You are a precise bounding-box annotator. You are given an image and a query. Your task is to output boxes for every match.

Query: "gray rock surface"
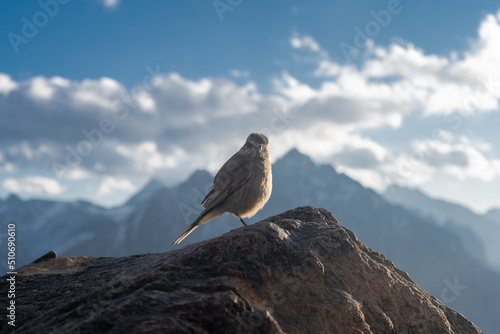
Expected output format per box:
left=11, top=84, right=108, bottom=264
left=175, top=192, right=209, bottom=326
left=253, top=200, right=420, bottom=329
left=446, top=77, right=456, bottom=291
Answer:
left=0, top=207, right=482, bottom=333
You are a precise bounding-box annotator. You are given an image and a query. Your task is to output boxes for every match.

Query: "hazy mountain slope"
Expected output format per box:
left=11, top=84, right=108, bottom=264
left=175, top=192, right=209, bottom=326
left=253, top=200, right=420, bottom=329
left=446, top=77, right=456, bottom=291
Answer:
left=383, top=185, right=500, bottom=273
left=0, top=196, right=116, bottom=273
left=124, top=177, right=165, bottom=207
left=115, top=170, right=247, bottom=256
left=0, top=191, right=141, bottom=272
left=484, top=207, right=500, bottom=225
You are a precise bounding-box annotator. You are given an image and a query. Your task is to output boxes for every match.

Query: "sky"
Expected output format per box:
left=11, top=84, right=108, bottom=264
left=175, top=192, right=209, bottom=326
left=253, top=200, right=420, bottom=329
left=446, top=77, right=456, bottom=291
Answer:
left=1, top=0, right=500, bottom=213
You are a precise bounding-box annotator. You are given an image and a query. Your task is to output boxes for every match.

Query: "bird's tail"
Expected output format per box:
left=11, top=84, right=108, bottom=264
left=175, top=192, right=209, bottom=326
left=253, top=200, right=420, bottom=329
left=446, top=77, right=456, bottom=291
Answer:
left=171, top=210, right=211, bottom=245
left=171, top=221, right=199, bottom=245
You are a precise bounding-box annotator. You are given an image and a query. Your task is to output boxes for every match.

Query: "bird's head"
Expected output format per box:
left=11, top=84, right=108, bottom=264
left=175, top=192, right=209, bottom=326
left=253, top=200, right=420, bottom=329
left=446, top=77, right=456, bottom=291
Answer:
left=246, top=133, right=269, bottom=151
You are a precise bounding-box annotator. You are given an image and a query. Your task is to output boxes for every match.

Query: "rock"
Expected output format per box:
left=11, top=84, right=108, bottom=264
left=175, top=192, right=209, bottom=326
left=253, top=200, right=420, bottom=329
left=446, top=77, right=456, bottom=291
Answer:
left=0, top=207, right=482, bottom=334
left=32, top=250, right=57, bottom=264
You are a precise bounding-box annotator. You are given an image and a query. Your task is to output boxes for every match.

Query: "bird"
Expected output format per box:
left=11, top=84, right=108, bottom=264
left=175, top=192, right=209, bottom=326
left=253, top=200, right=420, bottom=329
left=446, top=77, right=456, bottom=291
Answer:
left=172, top=133, right=272, bottom=245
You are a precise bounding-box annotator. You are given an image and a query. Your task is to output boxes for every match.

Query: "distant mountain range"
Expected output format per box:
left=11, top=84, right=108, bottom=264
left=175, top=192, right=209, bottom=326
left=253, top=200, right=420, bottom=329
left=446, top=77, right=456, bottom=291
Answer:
left=383, top=184, right=500, bottom=273
left=1, top=149, right=499, bottom=333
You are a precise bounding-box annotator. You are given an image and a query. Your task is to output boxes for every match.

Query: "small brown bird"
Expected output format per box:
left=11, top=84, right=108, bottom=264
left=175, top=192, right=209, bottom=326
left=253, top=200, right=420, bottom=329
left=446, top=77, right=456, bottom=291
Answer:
left=172, top=133, right=272, bottom=245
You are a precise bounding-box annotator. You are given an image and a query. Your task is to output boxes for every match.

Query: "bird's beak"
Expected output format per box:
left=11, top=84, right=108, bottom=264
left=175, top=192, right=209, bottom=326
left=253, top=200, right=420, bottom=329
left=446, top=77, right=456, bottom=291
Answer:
left=256, top=144, right=262, bottom=150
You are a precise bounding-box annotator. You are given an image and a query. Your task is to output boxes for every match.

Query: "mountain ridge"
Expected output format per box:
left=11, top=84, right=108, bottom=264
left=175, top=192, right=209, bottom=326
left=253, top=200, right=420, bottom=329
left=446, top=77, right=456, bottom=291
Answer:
left=383, top=184, right=500, bottom=274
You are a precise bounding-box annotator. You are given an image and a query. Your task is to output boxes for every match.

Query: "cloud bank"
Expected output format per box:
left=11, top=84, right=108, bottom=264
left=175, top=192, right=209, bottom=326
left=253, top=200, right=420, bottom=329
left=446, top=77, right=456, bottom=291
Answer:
left=1, top=10, right=500, bottom=208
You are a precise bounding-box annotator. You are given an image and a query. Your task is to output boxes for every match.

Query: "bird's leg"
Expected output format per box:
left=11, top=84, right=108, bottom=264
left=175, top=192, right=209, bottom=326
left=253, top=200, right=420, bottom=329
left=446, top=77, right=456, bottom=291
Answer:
left=237, top=215, right=248, bottom=226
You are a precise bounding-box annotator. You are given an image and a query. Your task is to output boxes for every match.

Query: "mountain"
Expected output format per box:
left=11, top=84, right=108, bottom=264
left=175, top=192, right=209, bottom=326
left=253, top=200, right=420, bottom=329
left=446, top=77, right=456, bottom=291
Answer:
left=0, top=149, right=499, bottom=333
left=383, top=185, right=500, bottom=274
left=124, top=177, right=165, bottom=206
left=0, top=196, right=116, bottom=273
left=0, top=180, right=160, bottom=273
left=1, top=207, right=481, bottom=334
left=484, top=207, right=500, bottom=225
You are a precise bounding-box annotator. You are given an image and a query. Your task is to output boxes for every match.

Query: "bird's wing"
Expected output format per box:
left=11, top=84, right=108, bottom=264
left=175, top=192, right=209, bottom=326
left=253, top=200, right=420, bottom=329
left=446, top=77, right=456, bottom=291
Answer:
left=201, top=152, right=251, bottom=211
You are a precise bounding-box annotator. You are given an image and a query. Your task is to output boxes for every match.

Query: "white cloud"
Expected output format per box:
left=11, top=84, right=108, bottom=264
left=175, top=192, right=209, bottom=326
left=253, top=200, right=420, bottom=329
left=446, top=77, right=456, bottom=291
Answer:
left=290, top=33, right=321, bottom=52
left=0, top=152, right=15, bottom=173
left=50, top=76, right=71, bottom=87
left=0, top=74, right=18, bottom=94
left=71, top=77, right=124, bottom=109
left=5, top=142, right=59, bottom=170
left=115, top=141, right=188, bottom=176
left=410, top=136, right=500, bottom=181
left=65, top=168, right=90, bottom=180
left=457, top=11, right=500, bottom=80
left=381, top=132, right=500, bottom=192
left=230, top=69, right=250, bottom=79
left=290, top=33, right=336, bottom=76
left=275, top=11, right=500, bottom=192
left=102, top=0, right=120, bottom=8
left=97, top=176, right=134, bottom=195
left=273, top=71, right=317, bottom=103
left=289, top=12, right=500, bottom=117
left=273, top=69, right=408, bottom=131
left=0, top=163, right=15, bottom=173
left=134, top=90, right=156, bottom=112
left=314, top=60, right=341, bottom=77
left=2, top=176, right=65, bottom=195
left=29, top=76, right=55, bottom=100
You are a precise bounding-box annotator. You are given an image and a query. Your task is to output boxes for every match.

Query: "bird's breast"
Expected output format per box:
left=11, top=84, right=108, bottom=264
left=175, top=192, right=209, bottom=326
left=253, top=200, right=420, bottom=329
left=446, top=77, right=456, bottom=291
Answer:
left=237, top=158, right=272, bottom=218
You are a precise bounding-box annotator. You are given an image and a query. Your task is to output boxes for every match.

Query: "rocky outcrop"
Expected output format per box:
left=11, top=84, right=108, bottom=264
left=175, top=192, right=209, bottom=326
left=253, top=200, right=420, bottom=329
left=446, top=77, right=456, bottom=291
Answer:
left=1, top=207, right=481, bottom=333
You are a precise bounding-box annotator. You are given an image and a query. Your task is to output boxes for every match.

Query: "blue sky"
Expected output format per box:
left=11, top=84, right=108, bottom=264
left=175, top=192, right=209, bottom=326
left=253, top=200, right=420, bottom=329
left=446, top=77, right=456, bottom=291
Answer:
left=1, top=0, right=500, bottom=213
